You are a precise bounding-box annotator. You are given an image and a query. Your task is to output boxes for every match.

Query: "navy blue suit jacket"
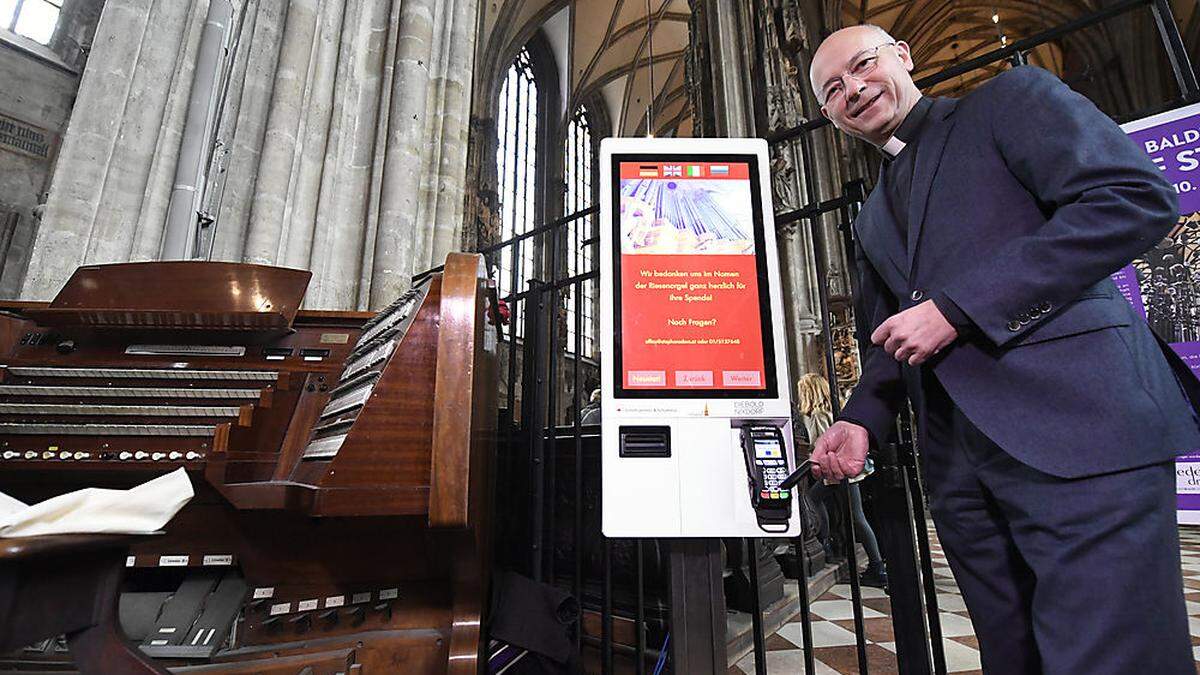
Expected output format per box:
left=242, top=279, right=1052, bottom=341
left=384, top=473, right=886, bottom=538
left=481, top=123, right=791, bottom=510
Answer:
left=839, top=65, right=1200, bottom=478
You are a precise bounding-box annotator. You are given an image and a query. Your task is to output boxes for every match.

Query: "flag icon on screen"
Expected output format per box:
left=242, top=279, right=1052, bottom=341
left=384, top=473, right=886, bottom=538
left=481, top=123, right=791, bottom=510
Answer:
left=639, top=165, right=658, bottom=177
left=663, top=165, right=682, bottom=176
left=686, top=165, right=702, bottom=177
left=710, top=164, right=730, bottom=175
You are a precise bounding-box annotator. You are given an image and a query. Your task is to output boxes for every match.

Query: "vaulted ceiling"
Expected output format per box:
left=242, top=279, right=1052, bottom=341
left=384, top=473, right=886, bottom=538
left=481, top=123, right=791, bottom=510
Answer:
left=476, top=0, right=1198, bottom=139
left=836, top=0, right=1198, bottom=110
left=478, top=0, right=694, bottom=137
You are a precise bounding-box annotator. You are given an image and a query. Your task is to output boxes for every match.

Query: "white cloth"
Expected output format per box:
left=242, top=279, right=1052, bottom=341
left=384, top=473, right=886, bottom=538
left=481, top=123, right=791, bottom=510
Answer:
left=0, top=468, right=193, bottom=537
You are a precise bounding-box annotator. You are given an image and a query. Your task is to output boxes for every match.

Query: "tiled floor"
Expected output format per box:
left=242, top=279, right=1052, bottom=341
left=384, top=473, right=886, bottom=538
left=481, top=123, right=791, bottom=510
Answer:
left=733, top=523, right=1200, bottom=674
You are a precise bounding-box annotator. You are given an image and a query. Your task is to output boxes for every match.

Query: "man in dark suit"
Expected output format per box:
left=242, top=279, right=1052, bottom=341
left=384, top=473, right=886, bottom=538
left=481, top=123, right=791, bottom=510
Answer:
left=807, top=24, right=1200, bottom=673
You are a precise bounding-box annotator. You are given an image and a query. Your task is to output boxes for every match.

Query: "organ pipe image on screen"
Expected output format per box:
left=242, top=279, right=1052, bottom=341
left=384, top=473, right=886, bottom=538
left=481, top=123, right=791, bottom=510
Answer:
left=620, top=179, right=755, bottom=255
left=1134, top=213, right=1200, bottom=343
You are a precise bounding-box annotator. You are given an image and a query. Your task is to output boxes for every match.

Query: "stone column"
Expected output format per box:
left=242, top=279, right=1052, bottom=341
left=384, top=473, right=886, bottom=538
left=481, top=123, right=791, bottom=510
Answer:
left=19, top=0, right=483, bottom=309
left=20, top=0, right=158, bottom=298
left=422, top=0, right=478, bottom=268
left=280, top=0, right=346, bottom=270
left=242, top=0, right=321, bottom=266
left=306, top=0, right=390, bottom=309
left=703, top=0, right=756, bottom=137
left=93, top=0, right=202, bottom=263
left=369, top=0, right=436, bottom=308
left=208, top=0, right=289, bottom=263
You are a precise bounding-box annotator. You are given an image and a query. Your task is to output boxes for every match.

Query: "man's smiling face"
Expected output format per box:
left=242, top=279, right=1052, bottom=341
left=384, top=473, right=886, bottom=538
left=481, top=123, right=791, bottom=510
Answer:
left=810, top=26, right=922, bottom=146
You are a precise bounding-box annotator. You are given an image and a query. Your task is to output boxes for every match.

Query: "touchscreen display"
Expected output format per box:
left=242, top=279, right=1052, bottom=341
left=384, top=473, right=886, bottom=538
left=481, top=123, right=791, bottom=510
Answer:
left=613, top=157, right=775, bottom=397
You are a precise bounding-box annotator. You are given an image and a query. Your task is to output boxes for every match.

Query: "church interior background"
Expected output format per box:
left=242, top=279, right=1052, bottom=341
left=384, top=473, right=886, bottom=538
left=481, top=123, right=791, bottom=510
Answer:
left=0, top=0, right=1197, bottom=673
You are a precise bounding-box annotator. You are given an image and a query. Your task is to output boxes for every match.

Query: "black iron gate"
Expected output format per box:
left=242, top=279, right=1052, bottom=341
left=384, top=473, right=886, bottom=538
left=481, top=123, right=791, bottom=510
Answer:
left=472, top=176, right=942, bottom=675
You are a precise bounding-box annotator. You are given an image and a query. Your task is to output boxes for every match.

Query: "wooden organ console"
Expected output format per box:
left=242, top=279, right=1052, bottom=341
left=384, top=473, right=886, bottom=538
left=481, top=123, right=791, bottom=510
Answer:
left=0, top=253, right=498, bottom=674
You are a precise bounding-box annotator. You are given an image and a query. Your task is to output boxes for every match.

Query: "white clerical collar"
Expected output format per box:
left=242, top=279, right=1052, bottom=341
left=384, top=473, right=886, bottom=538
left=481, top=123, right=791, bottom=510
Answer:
left=880, top=136, right=906, bottom=158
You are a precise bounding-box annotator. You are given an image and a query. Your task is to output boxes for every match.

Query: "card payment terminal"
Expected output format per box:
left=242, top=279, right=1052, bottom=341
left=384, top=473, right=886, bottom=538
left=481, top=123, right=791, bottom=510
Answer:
left=741, top=425, right=792, bottom=531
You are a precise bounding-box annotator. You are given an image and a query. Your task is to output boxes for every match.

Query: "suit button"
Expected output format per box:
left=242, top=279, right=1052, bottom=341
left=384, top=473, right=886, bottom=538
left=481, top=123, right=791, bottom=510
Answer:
left=1007, top=320, right=1021, bottom=332
left=1017, top=312, right=1030, bottom=322
left=1039, top=301, right=1052, bottom=312
left=911, top=289, right=924, bottom=301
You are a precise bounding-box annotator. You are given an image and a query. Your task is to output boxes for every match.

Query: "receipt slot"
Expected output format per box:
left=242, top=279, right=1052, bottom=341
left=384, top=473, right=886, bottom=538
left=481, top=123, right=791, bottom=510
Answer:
left=599, top=138, right=800, bottom=537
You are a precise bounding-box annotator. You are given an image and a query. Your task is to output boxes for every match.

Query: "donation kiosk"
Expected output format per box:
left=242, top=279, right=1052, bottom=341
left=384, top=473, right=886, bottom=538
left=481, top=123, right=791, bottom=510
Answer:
left=599, top=138, right=801, bottom=537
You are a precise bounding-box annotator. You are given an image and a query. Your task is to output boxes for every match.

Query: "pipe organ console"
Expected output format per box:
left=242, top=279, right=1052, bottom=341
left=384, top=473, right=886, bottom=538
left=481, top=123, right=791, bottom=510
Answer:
left=0, top=253, right=497, bottom=674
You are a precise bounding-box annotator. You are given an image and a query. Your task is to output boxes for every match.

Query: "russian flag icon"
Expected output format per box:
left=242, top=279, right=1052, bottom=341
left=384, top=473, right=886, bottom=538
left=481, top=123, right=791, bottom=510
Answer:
left=710, top=164, right=730, bottom=175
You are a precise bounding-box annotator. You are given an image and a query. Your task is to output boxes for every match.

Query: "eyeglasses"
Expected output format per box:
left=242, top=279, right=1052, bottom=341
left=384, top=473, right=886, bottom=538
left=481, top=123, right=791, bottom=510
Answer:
left=819, top=42, right=896, bottom=106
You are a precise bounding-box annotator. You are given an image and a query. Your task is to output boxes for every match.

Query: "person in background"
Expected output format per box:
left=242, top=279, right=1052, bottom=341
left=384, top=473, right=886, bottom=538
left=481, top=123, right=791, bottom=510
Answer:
left=580, top=388, right=601, bottom=425
left=796, top=373, right=887, bottom=588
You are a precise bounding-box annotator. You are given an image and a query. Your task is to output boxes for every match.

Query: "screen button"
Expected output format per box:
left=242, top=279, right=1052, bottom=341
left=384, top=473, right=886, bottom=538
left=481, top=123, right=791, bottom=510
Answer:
left=628, top=371, right=667, bottom=387
left=722, top=370, right=762, bottom=387
left=675, top=371, right=714, bottom=387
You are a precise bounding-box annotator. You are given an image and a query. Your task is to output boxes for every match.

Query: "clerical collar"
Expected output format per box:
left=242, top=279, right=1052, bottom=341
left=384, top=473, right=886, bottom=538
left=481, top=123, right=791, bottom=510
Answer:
left=879, top=96, right=933, bottom=159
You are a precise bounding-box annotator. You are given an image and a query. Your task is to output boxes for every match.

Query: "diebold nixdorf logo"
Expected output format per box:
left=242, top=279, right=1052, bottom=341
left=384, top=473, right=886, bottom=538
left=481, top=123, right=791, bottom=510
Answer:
left=733, top=401, right=764, bottom=415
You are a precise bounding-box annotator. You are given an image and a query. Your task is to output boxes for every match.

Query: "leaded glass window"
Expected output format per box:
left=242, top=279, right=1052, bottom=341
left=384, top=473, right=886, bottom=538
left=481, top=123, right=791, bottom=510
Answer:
left=495, top=48, right=539, bottom=338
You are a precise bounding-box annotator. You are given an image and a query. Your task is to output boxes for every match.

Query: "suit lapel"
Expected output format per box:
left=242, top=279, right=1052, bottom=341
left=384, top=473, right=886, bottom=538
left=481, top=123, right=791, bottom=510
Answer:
left=906, top=97, right=958, bottom=277
left=853, top=167, right=888, bottom=262
left=853, top=167, right=907, bottom=287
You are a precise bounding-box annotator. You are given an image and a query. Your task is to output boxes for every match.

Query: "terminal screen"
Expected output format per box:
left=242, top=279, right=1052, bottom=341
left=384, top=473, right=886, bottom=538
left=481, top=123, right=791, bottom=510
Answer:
left=612, top=155, right=777, bottom=398
left=755, top=438, right=783, bottom=459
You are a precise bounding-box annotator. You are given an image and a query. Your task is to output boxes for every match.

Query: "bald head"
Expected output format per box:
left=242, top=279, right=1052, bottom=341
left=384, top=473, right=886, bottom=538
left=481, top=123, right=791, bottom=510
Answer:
left=810, top=25, right=923, bottom=146
left=809, top=25, right=895, bottom=91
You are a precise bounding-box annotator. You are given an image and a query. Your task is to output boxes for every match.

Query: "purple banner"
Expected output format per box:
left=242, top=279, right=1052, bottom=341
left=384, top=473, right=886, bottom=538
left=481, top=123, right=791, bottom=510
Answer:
left=1120, top=104, right=1200, bottom=523
left=1125, top=111, right=1200, bottom=215
left=1110, top=264, right=1146, bottom=318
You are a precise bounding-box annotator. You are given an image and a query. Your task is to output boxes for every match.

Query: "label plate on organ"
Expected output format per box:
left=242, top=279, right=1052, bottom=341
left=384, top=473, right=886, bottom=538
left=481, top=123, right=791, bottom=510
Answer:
left=126, top=345, right=247, bottom=357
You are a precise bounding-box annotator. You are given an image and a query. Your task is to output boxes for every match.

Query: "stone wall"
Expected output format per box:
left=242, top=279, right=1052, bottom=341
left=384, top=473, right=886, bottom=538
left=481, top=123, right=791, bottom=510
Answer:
left=19, top=0, right=482, bottom=309
left=0, top=0, right=105, bottom=298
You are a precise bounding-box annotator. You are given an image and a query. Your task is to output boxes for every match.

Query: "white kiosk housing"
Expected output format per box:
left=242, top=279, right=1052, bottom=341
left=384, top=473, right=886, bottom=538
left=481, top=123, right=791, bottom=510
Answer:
left=599, top=138, right=800, bottom=538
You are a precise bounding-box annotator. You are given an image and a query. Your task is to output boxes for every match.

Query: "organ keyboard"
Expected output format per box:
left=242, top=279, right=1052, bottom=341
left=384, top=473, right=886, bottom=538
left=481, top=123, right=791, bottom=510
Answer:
left=0, top=254, right=498, bottom=674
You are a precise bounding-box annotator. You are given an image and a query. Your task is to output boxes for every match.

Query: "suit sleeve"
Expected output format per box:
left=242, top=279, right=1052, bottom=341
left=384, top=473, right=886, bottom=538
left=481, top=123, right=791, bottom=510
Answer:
left=939, top=66, right=1179, bottom=347
left=838, top=241, right=906, bottom=446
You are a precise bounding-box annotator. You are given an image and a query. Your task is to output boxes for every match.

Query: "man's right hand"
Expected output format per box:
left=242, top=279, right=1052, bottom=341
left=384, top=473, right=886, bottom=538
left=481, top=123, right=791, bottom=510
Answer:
left=811, top=421, right=870, bottom=481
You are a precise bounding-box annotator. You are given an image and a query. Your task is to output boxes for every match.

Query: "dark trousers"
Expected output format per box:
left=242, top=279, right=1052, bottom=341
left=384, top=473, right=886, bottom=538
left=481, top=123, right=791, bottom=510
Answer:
left=921, top=375, right=1193, bottom=674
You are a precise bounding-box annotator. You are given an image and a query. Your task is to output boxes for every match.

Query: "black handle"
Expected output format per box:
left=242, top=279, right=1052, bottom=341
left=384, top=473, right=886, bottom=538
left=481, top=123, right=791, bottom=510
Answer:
left=778, top=459, right=813, bottom=491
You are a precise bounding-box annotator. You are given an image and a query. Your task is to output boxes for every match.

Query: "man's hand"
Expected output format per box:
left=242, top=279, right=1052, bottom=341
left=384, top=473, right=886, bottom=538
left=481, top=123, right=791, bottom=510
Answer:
left=811, top=421, right=870, bottom=482
left=871, top=300, right=958, bottom=365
